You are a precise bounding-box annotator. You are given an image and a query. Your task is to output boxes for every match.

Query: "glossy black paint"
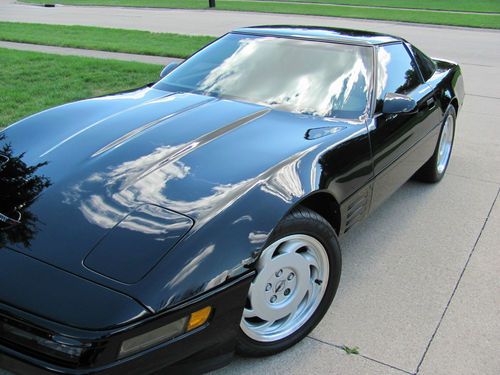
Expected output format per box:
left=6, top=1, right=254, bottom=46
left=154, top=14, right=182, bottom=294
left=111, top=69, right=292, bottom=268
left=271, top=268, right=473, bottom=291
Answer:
left=0, top=26, right=464, bottom=373
left=0, top=272, right=253, bottom=374
left=369, top=42, right=444, bottom=209
left=85, top=205, right=194, bottom=284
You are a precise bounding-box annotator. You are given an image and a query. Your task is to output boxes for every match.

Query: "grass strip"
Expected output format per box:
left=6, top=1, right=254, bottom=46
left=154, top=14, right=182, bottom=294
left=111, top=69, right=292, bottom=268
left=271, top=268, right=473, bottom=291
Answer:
left=262, top=0, right=500, bottom=14
left=0, top=22, right=215, bottom=59
left=0, top=48, right=160, bottom=128
left=21, top=0, right=500, bottom=29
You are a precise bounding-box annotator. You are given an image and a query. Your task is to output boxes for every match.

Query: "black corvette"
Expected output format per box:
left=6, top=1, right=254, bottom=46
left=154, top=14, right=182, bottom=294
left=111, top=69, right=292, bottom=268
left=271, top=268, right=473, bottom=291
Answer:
left=0, top=26, right=464, bottom=374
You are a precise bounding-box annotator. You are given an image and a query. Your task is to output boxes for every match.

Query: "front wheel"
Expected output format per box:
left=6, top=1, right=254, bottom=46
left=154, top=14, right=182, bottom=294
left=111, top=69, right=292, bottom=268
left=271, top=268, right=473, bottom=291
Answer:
left=237, top=207, right=341, bottom=356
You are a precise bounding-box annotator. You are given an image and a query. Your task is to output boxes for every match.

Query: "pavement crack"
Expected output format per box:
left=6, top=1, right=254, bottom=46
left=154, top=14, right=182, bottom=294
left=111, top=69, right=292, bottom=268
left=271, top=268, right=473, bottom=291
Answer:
left=465, top=93, right=500, bottom=100
left=306, top=336, right=414, bottom=374
left=446, top=172, right=500, bottom=185
left=414, top=186, right=500, bottom=374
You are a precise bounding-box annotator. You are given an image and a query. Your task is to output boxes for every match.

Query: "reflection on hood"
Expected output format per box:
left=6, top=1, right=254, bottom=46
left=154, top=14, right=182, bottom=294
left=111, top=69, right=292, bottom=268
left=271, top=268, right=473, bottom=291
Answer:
left=0, top=134, right=51, bottom=248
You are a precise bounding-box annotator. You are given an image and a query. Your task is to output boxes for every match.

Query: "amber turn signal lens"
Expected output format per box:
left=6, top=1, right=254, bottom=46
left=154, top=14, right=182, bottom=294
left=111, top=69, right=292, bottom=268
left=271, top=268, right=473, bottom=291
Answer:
left=187, top=306, right=212, bottom=331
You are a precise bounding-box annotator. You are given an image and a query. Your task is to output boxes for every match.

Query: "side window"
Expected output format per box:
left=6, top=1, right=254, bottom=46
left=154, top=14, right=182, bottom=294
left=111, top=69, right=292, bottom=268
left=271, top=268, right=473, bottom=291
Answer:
left=376, top=43, right=422, bottom=107
left=409, top=44, right=436, bottom=81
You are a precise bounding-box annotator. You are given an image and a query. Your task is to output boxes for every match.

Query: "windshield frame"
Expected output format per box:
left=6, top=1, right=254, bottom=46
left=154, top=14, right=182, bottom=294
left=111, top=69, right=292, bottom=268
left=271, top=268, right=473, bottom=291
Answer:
left=154, top=32, right=376, bottom=121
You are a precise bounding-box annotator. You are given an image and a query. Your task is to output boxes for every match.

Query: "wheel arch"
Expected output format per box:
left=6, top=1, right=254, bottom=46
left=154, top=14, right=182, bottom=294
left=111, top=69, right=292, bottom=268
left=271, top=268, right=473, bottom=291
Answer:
left=291, top=191, right=342, bottom=235
left=436, top=60, right=464, bottom=115
left=450, top=97, right=459, bottom=113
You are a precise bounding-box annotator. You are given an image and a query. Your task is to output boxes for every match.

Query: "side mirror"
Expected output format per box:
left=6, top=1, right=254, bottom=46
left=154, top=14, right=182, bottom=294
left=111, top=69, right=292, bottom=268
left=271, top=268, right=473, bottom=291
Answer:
left=382, top=93, right=417, bottom=114
left=160, top=62, right=179, bottom=79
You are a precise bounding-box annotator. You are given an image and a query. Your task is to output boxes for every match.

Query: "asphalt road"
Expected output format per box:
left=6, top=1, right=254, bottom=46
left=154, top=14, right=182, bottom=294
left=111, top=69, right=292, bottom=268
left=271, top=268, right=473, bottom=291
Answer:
left=1, top=1, right=499, bottom=374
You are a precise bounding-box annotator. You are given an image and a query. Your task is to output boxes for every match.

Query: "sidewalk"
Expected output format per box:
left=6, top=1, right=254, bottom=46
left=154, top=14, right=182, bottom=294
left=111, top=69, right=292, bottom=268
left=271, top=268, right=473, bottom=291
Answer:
left=0, top=40, right=178, bottom=64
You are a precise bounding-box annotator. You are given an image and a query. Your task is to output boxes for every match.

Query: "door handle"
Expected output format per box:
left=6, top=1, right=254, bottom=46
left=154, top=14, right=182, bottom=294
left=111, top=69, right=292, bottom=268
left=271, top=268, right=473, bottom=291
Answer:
left=426, top=97, right=436, bottom=108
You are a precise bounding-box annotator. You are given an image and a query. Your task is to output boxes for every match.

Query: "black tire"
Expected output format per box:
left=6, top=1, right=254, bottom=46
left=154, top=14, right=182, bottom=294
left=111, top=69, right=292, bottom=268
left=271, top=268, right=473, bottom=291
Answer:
left=236, top=206, right=341, bottom=357
left=414, top=105, right=456, bottom=183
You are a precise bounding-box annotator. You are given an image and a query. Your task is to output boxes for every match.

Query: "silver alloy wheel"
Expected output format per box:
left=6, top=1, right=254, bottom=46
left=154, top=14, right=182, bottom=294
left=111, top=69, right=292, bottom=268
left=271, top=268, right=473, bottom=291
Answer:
left=437, top=113, right=454, bottom=174
left=240, top=234, right=329, bottom=342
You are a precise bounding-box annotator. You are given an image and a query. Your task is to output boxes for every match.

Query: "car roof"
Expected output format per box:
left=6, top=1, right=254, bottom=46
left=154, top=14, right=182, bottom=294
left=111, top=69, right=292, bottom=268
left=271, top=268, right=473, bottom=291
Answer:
left=233, top=25, right=403, bottom=46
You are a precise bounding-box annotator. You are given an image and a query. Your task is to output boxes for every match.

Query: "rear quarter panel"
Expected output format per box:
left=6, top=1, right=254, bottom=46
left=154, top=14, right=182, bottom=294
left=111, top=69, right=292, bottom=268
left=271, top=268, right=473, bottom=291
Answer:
left=429, top=59, right=465, bottom=113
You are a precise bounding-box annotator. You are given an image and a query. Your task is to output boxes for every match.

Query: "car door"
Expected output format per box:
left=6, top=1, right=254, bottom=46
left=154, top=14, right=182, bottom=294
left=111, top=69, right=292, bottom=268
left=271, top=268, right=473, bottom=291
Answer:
left=369, top=42, right=440, bottom=211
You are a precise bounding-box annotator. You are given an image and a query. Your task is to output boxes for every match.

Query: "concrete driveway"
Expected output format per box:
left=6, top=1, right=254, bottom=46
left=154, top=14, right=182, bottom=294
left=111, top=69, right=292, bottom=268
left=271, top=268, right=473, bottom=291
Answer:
left=1, top=2, right=499, bottom=374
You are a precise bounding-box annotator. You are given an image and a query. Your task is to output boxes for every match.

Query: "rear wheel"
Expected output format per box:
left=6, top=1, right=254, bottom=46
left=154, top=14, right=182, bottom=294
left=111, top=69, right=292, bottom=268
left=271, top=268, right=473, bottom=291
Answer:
left=237, top=207, right=341, bottom=356
left=414, top=105, right=456, bottom=183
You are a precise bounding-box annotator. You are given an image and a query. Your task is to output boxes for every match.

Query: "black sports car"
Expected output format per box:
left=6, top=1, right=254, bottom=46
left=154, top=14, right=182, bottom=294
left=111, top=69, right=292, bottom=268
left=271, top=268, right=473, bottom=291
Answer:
left=0, top=26, right=464, bottom=374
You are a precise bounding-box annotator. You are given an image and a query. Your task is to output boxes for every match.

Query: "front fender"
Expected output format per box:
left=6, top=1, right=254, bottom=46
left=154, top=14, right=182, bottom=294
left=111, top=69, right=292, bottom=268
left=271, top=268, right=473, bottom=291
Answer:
left=135, top=121, right=372, bottom=312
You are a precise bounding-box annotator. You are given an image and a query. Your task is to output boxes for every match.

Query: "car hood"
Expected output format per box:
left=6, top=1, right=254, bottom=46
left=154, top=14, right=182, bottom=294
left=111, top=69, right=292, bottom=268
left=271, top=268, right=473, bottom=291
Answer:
left=1, top=87, right=353, bottom=311
left=0, top=249, right=148, bottom=330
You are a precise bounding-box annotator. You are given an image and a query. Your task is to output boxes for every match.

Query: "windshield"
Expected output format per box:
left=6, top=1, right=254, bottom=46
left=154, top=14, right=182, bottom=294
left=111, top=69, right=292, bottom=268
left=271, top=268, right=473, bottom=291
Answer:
left=154, top=33, right=373, bottom=119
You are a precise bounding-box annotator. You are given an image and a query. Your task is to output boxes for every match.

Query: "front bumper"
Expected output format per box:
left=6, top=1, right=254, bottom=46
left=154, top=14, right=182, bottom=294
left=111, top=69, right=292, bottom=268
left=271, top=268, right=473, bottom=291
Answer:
left=0, top=272, right=253, bottom=375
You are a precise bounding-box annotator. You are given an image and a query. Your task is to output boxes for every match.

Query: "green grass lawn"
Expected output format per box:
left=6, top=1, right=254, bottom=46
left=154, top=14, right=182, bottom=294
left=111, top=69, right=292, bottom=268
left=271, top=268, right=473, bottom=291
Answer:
left=0, top=22, right=215, bottom=58
left=0, top=48, right=160, bottom=128
left=273, top=0, right=500, bottom=14
left=21, top=0, right=500, bottom=29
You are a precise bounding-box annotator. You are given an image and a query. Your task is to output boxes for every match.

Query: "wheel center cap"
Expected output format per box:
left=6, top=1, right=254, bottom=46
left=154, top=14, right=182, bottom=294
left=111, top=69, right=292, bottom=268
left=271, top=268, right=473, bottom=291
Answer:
left=275, top=280, right=286, bottom=293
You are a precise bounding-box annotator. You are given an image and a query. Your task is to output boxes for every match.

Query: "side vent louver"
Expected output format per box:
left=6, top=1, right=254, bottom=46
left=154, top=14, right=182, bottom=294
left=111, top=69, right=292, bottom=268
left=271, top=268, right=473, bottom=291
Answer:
left=344, top=190, right=370, bottom=233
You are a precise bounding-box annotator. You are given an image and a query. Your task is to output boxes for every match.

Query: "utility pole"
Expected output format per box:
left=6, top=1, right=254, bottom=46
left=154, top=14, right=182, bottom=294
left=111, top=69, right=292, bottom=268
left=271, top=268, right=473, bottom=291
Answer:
left=209, top=0, right=216, bottom=8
